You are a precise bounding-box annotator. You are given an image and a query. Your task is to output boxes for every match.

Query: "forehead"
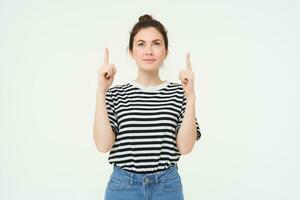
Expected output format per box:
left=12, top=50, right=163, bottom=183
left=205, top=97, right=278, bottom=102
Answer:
left=134, top=27, right=164, bottom=42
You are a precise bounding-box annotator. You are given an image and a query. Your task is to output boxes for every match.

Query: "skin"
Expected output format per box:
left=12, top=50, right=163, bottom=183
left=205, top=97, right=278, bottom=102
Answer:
left=129, top=27, right=168, bottom=86
left=95, top=26, right=198, bottom=154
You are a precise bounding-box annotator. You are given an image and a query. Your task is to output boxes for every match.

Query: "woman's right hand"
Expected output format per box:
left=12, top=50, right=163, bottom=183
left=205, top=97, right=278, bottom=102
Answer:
left=97, top=48, right=117, bottom=93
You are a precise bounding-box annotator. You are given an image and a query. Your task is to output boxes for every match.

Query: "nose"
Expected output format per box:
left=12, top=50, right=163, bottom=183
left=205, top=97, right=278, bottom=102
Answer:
left=145, top=46, right=153, bottom=55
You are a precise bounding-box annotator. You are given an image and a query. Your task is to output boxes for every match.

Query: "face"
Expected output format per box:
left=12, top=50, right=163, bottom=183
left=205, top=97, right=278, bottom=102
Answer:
left=130, top=27, right=168, bottom=73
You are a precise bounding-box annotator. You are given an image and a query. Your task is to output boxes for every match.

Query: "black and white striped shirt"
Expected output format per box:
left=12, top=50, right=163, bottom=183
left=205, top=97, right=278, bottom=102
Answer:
left=105, top=80, right=201, bottom=173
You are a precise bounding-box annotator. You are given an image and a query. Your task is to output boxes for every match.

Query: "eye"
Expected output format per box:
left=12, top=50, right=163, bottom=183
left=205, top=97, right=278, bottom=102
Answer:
left=153, top=42, right=161, bottom=46
left=137, top=43, right=144, bottom=47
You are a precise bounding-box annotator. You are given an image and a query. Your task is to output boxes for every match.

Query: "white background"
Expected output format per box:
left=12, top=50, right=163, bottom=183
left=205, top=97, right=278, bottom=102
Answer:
left=1, top=0, right=299, bottom=199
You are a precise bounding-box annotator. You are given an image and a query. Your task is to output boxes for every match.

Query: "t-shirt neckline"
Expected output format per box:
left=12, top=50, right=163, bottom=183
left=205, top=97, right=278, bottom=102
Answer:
left=129, top=80, right=171, bottom=92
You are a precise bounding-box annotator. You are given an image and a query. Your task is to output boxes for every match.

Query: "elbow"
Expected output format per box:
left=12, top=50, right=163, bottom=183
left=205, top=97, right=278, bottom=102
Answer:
left=96, top=146, right=111, bottom=153
left=179, top=148, right=193, bottom=155
left=177, top=145, right=194, bottom=155
left=176, top=138, right=196, bottom=155
left=94, top=139, right=112, bottom=153
left=93, top=130, right=113, bottom=153
left=94, top=140, right=112, bottom=153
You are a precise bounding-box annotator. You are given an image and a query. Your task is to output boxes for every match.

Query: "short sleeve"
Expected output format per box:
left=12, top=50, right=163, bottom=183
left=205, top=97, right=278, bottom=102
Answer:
left=105, top=88, right=119, bottom=135
left=175, top=94, right=201, bottom=141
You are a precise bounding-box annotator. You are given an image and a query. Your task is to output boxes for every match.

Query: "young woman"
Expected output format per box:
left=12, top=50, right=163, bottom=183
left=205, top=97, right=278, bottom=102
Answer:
left=93, top=14, right=201, bottom=200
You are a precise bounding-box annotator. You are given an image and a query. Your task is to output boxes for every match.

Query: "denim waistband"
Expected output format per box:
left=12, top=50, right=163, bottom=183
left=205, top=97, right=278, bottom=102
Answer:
left=111, top=164, right=178, bottom=185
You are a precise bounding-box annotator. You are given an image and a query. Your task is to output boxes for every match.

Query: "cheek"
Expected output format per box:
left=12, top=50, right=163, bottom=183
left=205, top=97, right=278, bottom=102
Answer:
left=138, top=50, right=145, bottom=56
left=132, top=50, right=143, bottom=59
left=157, top=50, right=167, bottom=59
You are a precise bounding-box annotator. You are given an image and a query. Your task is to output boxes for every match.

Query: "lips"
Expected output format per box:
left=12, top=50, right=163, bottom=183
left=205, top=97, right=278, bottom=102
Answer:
left=142, top=59, right=156, bottom=63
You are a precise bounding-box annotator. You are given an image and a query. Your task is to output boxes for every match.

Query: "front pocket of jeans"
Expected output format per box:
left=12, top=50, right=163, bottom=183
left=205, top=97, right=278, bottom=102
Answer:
left=107, top=176, right=133, bottom=191
left=107, top=177, right=123, bottom=190
left=159, top=176, right=182, bottom=192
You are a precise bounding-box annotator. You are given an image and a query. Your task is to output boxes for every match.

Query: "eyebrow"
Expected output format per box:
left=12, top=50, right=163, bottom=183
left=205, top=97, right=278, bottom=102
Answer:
left=135, top=39, right=162, bottom=43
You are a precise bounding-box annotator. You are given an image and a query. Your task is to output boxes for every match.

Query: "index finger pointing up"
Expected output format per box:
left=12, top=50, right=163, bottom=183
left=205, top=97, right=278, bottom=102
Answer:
left=186, top=52, right=192, bottom=70
left=104, top=48, right=109, bottom=64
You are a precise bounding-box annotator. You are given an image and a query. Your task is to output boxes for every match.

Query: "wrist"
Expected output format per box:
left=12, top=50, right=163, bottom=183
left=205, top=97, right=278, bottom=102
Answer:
left=186, top=93, right=196, bottom=100
left=96, top=88, right=107, bottom=96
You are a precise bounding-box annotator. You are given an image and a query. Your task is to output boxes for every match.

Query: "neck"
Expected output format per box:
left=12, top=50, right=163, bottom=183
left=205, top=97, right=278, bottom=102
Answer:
left=135, top=70, right=164, bottom=87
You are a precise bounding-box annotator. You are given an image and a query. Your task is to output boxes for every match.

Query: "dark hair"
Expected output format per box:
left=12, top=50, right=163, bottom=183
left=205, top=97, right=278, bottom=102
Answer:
left=128, top=14, right=168, bottom=53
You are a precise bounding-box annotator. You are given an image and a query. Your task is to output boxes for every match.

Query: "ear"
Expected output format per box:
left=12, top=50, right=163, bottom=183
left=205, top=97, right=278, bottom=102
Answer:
left=129, top=49, right=134, bottom=59
left=164, top=49, right=168, bottom=59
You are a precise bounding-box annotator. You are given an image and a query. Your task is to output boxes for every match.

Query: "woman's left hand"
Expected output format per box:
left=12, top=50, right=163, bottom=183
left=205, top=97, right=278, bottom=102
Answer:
left=178, top=53, right=195, bottom=98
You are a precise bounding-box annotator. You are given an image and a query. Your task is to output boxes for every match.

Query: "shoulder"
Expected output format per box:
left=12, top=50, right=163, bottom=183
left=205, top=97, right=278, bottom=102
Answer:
left=168, top=81, right=184, bottom=93
left=106, top=82, right=136, bottom=99
left=169, top=81, right=182, bottom=88
left=107, top=82, right=131, bottom=93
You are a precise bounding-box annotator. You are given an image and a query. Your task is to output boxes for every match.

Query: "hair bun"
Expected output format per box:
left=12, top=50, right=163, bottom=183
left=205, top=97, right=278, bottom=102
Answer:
left=139, top=14, right=153, bottom=22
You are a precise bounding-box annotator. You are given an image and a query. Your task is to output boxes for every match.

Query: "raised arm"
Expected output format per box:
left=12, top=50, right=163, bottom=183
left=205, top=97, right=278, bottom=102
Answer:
left=93, top=48, right=117, bottom=153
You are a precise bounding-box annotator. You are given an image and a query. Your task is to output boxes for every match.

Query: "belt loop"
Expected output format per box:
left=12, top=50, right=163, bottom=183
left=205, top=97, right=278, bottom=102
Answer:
left=155, top=173, right=159, bottom=184
left=130, top=173, right=134, bottom=185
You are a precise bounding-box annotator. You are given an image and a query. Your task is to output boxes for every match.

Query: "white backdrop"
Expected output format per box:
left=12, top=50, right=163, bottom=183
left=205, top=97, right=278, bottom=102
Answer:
left=1, top=0, right=299, bottom=199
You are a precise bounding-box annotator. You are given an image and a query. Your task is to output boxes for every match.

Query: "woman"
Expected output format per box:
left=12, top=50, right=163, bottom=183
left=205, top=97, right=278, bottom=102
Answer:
left=93, top=14, right=201, bottom=200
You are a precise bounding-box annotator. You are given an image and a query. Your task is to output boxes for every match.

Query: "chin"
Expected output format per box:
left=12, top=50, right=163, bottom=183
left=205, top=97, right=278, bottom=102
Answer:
left=142, top=67, right=160, bottom=72
left=138, top=64, right=160, bottom=72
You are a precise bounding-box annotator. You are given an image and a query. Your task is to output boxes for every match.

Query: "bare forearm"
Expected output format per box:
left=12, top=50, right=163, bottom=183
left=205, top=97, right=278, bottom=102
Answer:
left=93, top=89, right=115, bottom=153
left=176, top=94, right=197, bottom=154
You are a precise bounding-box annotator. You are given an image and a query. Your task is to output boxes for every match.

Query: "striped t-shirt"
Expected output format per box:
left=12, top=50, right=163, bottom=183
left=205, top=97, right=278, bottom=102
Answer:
left=105, top=80, right=201, bottom=173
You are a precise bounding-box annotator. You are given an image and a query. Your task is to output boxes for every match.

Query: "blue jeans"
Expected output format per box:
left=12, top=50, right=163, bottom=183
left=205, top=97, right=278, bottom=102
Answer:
left=104, top=164, right=184, bottom=200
